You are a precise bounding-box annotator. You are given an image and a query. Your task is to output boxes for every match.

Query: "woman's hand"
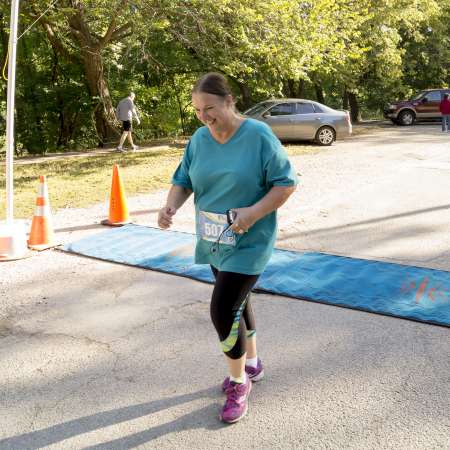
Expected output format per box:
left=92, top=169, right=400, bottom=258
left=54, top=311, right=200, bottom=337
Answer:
left=229, top=207, right=258, bottom=234
left=158, top=206, right=177, bottom=229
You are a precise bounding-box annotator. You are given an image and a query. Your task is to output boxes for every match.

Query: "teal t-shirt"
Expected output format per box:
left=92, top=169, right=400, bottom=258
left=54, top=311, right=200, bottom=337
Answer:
left=172, top=118, right=298, bottom=275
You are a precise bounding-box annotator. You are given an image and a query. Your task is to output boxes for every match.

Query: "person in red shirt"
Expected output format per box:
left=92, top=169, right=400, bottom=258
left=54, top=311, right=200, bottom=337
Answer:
left=439, top=93, right=450, bottom=132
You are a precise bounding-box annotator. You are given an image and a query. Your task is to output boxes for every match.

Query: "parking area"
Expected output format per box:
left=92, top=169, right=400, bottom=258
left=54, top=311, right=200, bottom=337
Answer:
left=0, top=123, right=449, bottom=449
left=278, top=122, right=450, bottom=270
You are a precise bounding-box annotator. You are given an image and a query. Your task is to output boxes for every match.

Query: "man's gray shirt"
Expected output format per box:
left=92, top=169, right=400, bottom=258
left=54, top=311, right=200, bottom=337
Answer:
left=116, top=97, right=139, bottom=121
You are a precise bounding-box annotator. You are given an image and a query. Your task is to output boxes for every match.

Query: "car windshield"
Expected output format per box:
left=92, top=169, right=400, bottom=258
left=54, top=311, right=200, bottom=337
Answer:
left=243, top=102, right=273, bottom=116
left=410, top=91, right=427, bottom=101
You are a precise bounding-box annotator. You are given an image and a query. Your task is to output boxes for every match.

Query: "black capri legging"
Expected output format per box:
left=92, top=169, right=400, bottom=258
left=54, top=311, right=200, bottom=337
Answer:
left=210, top=266, right=259, bottom=359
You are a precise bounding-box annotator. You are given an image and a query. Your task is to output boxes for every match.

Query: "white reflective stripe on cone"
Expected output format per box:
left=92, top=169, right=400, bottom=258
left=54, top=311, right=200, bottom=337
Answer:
left=34, top=205, right=51, bottom=217
left=38, top=183, right=49, bottom=197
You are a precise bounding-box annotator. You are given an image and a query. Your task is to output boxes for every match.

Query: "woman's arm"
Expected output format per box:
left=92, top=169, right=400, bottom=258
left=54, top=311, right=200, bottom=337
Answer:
left=158, top=184, right=193, bottom=229
left=231, top=185, right=296, bottom=233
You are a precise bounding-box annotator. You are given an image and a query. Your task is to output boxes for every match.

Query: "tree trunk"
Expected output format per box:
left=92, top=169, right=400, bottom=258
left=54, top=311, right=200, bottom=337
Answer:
left=19, top=37, right=45, bottom=154
left=348, top=92, right=362, bottom=123
left=236, top=81, right=252, bottom=110
left=171, top=76, right=187, bottom=135
left=57, top=94, right=80, bottom=148
left=298, top=79, right=305, bottom=98
left=82, top=50, right=119, bottom=146
left=314, top=83, right=325, bottom=104
left=52, top=49, right=75, bottom=149
left=284, top=79, right=296, bottom=97
left=283, top=79, right=306, bottom=98
left=343, top=89, right=349, bottom=110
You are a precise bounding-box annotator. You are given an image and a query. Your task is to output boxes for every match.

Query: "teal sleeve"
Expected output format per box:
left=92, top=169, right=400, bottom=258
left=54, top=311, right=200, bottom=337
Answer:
left=171, top=140, right=193, bottom=190
left=262, top=133, right=298, bottom=188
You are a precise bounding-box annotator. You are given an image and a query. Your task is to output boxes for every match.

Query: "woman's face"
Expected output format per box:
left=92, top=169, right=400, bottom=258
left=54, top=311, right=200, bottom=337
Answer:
left=192, top=92, right=234, bottom=132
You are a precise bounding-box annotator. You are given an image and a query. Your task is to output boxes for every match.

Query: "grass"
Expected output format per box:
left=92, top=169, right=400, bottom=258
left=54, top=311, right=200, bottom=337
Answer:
left=0, top=143, right=312, bottom=219
left=0, top=136, right=359, bottom=220
left=0, top=146, right=184, bottom=219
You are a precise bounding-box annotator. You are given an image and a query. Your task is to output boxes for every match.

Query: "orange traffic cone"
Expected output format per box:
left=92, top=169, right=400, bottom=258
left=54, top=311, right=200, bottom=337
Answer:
left=28, top=175, right=57, bottom=250
left=101, top=164, right=131, bottom=226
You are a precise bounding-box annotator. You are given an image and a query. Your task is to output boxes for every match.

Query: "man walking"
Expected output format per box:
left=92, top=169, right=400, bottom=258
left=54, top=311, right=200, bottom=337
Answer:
left=116, top=92, right=140, bottom=151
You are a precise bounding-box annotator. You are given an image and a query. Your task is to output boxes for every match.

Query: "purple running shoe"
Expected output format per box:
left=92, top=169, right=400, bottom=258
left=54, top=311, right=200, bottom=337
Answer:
left=222, top=358, right=264, bottom=392
left=220, top=376, right=252, bottom=423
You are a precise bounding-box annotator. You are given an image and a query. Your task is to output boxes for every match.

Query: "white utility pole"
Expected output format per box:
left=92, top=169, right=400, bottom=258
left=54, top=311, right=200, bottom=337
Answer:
left=0, top=0, right=28, bottom=261
left=5, top=0, right=20, bottom=224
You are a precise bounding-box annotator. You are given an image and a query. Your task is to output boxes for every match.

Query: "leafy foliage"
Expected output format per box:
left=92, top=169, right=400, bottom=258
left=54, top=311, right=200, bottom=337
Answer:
left=0, top=0, right=449, bottom=154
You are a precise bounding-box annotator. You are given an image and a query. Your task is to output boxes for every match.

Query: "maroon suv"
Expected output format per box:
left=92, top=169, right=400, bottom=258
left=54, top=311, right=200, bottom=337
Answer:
left=384, top=88, right=450, bottom=126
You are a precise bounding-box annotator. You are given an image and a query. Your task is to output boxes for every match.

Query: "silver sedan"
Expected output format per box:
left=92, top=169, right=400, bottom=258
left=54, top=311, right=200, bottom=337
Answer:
left=243, top=99, right=352, bottom=145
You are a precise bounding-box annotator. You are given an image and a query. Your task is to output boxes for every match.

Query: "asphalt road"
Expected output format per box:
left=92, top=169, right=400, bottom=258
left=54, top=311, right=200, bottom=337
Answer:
left=1, top=123, right=449, bottom=449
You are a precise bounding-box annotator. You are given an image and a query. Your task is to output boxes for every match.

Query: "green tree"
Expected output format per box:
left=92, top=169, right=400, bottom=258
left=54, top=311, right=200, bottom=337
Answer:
left=24, top=0, right=136, bottom=145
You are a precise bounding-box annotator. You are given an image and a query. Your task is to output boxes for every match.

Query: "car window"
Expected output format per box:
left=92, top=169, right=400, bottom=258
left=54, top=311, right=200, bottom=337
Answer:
left=295, top=103, right=315, bottom=114
left=312, top=103, right=324, bottom=113
left=268, top=103, right=295, bottom=116
left=423, top=91, right=442, bottom=102
left=244, top=102, right=272, bottom=116
left=411, top=91, right=427, bottom=101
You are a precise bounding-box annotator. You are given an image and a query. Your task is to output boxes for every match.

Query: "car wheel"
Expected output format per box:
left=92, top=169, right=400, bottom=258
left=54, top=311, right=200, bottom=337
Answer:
left=315, top=126, right=336, bottom=146
left=398, top=110, right=415, bottom=126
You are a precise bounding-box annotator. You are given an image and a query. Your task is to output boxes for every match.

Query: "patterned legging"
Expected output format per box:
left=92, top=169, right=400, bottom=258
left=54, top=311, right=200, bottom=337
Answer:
left=210, top=266, right=259, bottom=359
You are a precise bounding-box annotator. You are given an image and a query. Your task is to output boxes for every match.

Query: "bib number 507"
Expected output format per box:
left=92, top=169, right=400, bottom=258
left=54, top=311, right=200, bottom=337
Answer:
left=204, top=222, right=224, bottom=238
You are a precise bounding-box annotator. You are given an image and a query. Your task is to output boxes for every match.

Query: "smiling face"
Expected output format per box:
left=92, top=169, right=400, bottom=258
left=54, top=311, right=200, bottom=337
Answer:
left=192, top=92, right=235, bottom=133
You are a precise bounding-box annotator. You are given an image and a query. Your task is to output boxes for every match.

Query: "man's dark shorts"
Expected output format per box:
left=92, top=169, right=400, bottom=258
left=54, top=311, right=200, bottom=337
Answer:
left=122, top=120, right=132, bottom=132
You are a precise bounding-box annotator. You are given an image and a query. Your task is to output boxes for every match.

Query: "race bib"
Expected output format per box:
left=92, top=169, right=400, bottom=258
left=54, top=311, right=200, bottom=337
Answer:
left=198, top=211, right=236, bottom=246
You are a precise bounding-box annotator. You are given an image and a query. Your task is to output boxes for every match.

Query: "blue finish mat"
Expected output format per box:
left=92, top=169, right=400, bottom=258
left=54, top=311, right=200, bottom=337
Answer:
left=63, top=224, right=450, bottom=327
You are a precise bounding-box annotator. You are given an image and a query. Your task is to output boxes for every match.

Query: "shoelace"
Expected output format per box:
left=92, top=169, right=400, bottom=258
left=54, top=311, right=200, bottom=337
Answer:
left=224, top=383, right=246, bottom=405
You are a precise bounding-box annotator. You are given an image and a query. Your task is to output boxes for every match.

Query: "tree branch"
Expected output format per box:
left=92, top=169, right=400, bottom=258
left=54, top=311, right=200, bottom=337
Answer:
left=40, top=19, right=79, bottom=63
left=109, top=23, right=133, bottom=43
left=23, top=3, right=79, bottom=63
left=99, top=0, right=129, bottom=49
left=68, top=4, right=93, bottom=48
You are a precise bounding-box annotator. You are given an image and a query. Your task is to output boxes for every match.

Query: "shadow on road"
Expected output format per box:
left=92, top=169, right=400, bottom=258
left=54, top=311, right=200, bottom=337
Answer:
left=0, top=388, right=225, bottom=450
